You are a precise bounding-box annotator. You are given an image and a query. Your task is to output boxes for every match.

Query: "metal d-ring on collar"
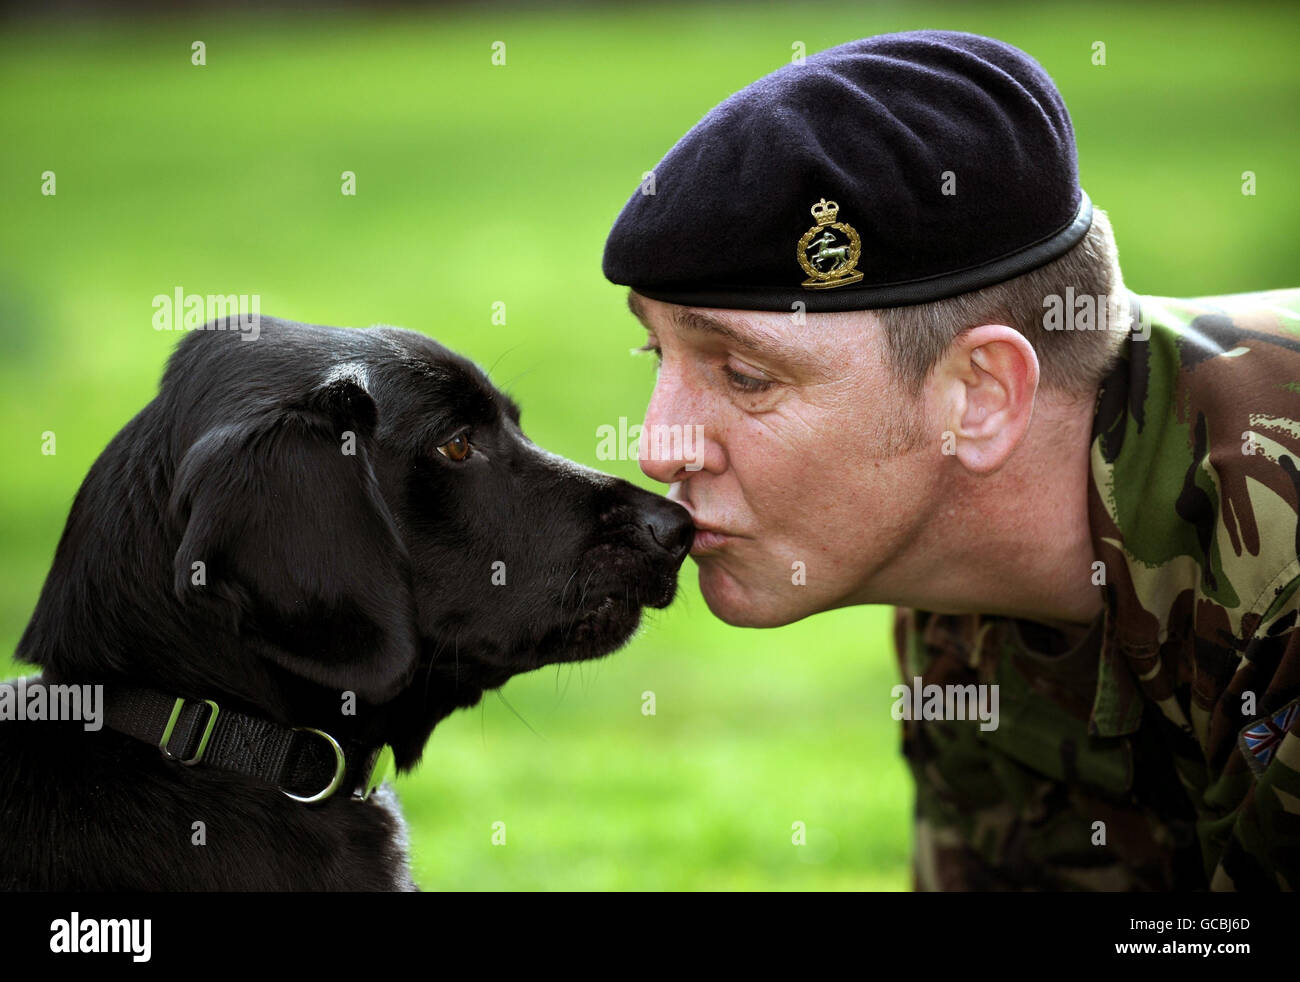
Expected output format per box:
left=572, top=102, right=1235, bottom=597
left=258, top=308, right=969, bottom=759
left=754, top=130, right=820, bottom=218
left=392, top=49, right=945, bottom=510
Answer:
left=285, top=726, right=347, bottom=804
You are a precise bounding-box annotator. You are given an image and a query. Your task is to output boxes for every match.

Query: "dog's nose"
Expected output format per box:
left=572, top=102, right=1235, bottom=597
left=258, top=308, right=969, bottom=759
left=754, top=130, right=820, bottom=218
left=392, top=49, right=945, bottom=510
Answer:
left=639, top=495, right=694, bottom=565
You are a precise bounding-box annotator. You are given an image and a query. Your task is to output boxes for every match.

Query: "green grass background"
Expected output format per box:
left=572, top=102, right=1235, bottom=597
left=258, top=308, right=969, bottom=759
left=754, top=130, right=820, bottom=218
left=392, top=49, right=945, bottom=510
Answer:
left=1, top=2, right=1296, bottom=890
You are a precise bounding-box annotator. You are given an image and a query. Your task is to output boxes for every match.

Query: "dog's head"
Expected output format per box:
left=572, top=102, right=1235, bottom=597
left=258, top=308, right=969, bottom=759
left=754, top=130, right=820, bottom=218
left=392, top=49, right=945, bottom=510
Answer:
left=20, top=317, right=691, bottom=767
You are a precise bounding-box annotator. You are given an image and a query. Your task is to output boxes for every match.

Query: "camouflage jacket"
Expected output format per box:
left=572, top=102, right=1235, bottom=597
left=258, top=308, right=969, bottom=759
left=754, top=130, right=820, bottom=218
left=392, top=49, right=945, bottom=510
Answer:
left=894, top=288, right=1300, bottom=891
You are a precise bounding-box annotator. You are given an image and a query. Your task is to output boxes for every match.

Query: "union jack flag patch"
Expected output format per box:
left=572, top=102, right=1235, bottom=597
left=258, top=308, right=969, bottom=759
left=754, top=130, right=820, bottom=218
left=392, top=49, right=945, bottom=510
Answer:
left=1238, top=697, right=1300, bottom=777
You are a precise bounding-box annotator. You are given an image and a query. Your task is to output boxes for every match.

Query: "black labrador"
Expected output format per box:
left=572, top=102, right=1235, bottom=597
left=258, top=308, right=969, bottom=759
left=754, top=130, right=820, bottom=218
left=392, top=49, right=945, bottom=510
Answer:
left=0, top=316, right=691, bottom=890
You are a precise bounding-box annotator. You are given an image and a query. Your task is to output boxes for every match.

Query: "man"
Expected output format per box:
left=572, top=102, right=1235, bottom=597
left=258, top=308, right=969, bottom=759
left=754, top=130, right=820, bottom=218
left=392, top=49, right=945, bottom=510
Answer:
left=602, top=31, right=1300, bottom=890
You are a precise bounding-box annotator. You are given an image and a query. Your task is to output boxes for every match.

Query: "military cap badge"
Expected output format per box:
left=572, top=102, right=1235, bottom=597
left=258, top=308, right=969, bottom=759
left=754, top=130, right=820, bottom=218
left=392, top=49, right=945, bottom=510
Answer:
left=797, top=198, right=864, bottom=290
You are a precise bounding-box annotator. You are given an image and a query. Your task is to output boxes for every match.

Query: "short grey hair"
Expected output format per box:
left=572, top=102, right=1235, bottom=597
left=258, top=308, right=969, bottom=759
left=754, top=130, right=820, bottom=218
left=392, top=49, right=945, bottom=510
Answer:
left=874, top=208, right=1128, bottom=396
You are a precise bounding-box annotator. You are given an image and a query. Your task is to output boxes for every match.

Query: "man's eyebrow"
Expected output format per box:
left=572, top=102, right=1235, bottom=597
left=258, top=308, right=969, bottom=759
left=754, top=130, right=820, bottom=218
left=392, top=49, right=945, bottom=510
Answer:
left=671, top=307, right=810, bottom=367
left=626, top=290, right=816, bottom=369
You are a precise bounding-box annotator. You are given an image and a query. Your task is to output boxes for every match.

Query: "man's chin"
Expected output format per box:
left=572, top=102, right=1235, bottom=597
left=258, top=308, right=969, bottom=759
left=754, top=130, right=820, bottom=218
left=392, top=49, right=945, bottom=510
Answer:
left=695, top=561, right=809, bottom=629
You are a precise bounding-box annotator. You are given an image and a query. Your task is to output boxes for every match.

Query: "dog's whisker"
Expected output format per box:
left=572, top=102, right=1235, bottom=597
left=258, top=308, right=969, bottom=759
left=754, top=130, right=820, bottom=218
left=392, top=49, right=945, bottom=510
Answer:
left=576, top=568, right=598, bottom=610
left=485, top=343, right=524, bottom=380
left=422, top=631, right=455, bottom=705
left=559, top=565, right=581, bottom=607
left=495, top=689, right=545, bottom=741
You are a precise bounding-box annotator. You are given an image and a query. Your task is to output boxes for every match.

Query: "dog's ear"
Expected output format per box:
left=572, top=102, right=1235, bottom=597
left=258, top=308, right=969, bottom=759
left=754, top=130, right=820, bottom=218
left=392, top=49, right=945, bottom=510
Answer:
left=169, top=371, right=418, bottom=703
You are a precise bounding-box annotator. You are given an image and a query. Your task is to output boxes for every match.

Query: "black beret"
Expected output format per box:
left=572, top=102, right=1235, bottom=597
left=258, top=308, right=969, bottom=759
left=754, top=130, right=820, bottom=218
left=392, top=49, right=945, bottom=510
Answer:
left=603, top=31, right=1092, bottom=312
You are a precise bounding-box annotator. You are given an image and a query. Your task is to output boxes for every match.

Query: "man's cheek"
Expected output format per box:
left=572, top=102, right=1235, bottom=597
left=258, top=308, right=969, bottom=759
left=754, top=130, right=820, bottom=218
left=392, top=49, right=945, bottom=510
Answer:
left=753, top=401, right=826, bottom=452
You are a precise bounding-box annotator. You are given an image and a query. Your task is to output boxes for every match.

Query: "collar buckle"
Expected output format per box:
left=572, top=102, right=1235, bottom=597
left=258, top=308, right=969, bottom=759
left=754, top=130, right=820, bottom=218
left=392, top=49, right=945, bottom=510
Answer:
left=158, top=697, right=220, bottom=765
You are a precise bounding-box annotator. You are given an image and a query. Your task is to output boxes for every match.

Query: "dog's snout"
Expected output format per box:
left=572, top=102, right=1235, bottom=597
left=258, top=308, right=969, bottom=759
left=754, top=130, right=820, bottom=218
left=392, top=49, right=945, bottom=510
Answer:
left=640, top=497, right=694, bottom=565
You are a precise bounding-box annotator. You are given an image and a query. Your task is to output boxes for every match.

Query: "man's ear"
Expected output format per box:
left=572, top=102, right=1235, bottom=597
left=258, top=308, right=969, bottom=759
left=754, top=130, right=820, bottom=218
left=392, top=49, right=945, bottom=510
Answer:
left=168, top=372, right=418, bottom=704
left=940, top=325, right=1039, bottom=474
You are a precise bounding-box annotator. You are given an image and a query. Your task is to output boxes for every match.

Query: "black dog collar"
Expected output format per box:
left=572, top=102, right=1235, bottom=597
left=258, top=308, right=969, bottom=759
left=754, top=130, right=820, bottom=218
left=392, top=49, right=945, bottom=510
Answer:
left=98, top=684, right=393, bottom=805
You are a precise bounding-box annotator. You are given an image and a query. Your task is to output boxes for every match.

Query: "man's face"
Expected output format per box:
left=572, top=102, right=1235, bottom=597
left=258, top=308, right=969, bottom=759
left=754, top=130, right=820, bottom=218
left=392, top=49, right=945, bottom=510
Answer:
left=629, top=292, right=941, bottom=627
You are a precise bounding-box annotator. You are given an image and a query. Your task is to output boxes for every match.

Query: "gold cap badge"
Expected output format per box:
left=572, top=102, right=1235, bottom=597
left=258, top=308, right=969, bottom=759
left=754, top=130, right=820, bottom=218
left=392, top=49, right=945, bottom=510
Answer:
left=797, top=198, right=864, bottom=290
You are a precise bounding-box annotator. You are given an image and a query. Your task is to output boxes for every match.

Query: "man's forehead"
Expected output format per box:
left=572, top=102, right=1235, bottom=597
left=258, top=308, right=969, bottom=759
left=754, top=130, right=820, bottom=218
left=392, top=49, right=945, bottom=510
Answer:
left=627, top=290, right=865, bottom=370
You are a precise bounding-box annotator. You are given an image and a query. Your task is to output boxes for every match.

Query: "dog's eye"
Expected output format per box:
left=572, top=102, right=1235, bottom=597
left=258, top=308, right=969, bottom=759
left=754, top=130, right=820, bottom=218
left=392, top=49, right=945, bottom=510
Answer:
left=437, top=434, right=473, bottom=461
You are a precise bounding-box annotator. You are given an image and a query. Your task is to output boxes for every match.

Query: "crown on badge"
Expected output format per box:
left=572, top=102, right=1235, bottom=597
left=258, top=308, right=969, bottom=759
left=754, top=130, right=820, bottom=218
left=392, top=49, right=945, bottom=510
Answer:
left=810, top=198, right=840, bottom=226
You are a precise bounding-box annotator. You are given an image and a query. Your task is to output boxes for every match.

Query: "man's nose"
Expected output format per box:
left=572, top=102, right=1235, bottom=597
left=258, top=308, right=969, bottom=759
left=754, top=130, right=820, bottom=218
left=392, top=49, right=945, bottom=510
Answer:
left=638, top=375, right=708, bottom=484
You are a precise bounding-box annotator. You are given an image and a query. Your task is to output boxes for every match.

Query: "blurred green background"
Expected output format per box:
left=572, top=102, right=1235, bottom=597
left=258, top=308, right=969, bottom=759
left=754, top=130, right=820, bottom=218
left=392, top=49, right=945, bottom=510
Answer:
left=1, top=1, right=1297, bottom=890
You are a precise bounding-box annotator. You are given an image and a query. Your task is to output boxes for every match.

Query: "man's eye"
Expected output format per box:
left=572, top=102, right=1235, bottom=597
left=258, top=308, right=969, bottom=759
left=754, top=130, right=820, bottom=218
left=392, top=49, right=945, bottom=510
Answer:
left=724, top=365, right=774, bottom=394
left=437, top=433, right=473, bottom=461
left=634, top=342, right=663, bottom=371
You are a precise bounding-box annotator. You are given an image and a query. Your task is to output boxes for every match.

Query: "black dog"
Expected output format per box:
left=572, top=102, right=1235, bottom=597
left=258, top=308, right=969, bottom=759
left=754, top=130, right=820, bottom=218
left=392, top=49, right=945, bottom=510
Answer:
left=0, top=316, right=691, bottom=890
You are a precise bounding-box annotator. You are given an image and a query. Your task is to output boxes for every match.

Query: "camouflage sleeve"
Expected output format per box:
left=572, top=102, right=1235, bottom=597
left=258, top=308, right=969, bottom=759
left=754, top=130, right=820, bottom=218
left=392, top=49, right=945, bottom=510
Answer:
left=1088, top=290, right=1300, bottom=891
left=1201, top=585, right=1300, bottom=891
